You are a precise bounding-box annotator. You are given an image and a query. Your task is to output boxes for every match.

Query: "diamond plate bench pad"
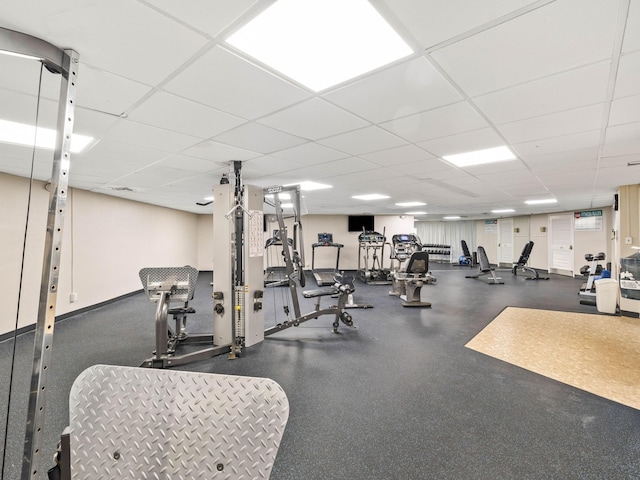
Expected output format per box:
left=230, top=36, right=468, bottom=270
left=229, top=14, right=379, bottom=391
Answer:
left=69, top=364, right=289, bottom=479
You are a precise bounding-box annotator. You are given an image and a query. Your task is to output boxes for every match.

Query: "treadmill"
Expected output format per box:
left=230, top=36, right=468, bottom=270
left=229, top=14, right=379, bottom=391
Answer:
left=264, top=230, right=293, bottom=287
left=311, top=233, right=344, bottom=286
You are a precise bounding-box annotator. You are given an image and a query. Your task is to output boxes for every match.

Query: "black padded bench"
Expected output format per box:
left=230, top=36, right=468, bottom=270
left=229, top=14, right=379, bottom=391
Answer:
left=465, top=246, right=504, bottom=284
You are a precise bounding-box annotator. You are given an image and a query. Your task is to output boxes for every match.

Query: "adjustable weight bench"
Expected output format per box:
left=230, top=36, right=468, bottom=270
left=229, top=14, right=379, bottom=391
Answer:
left=512, top=241, right=549, bottom=280
left=465, top=246, right=504, bottom=284
left=460, top=240, right=474, bottom=267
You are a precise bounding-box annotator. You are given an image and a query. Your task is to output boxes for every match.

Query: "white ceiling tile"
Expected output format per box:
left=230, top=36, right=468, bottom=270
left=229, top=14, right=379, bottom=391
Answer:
left=156, top=154, right=225, bottom=173
left=258, top=98, right=368, bottom=140
left=473, top=61, right=611, bottom=124
left=115, top=167, right=197, bottom=189
left=164, top=45, right=311, bottom=119
left=0, top=88, right=57, bottom=127
left=602, top=122, right=640, bottom=157
left=513, top=131, right=601, bottom=158
left=288, top=157, right=381, bottom=179
left=497, top=104, right=604, bottom=144
left=2, top=0, right=209, bottom=84
left=74, top=108, right=120, bottom=142
left=622, top=0, right=640, bottom=53
left=399, top=158, right=459, bottom=176
left=431, top=0, right=620, bottom=96
left=270, top=142, right=349, bottom=164
left=76, top=65, right=152, bottom=115
left=0, top=54, right=60, bottom=101
left=212, top=122, right=306, bottom=154
left=523, top=147, right=599, bottom=172
left=360, top=144, right=435, bottom=166
left=146, top=0, right=259, bottom=37
left=242, top=155, right=311, bottom=177
left=103, top=119, right=202, bottom=153
left=614, top=50, right=640, bottom=98
left=324, top=57, right=462, bottom=123
left=461, top=159, right=528, bottom=176
left=80, top=141, right=166, bottom=169
left=380, top=101, right=488, bottom=143
left=385, top=0, right=542, bottom=49
left=181, top=140, right=260, bottom=162
left=129, top=91, right=246, bottom=139
left=609, top=94, right=640, bottom=126
left=416, top=127, right=506, bottom=157
left=600, top=153, right=640, bottom=168
left=0, top=0, right=635, bottom=218
left=317, top=126, right=406, bottom=155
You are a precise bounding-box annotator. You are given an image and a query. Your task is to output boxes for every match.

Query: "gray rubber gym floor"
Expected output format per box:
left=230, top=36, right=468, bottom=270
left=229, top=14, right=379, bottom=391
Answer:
left=2, top=265, right=639, bottom=479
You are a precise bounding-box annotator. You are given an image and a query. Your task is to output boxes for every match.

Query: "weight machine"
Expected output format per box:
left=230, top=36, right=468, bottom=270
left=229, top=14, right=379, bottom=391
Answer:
left=264, top=229, right=294, bottom=287
left=579, top=252, right=606, bottom=301
left=263, top=186, right=356, bottom=335
left=388, top=234, right=435, bottom=307
left=357, top=230, right=392, bottom=284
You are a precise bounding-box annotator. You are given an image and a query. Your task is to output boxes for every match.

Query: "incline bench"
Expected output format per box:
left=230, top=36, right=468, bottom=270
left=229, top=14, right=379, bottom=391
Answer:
left=465, top=246, right=504, bottom=284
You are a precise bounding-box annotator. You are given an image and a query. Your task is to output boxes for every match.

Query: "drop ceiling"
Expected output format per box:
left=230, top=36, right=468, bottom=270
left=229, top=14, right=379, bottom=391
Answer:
left=0, top=0, right=638, bottom=219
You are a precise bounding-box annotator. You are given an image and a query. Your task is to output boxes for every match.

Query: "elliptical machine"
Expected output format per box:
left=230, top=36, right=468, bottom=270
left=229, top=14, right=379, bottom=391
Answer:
left=356, top=230, right=392, bottom=284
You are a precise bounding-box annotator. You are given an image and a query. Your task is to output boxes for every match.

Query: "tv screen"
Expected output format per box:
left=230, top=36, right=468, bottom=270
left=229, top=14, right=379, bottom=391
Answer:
left=348, top=215, right=375, bottom=232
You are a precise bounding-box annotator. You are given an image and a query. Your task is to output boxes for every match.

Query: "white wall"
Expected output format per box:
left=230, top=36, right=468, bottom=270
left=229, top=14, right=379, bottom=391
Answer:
left=1, top=173, right=199, bottom=336
left=473, top=209, right=612, bottom=273
left=298, top=214, right=414, bottom=271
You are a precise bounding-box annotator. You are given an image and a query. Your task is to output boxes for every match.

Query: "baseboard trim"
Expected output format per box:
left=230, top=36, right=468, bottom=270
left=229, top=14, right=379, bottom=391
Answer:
left=0, top=289, right=144, bottom=343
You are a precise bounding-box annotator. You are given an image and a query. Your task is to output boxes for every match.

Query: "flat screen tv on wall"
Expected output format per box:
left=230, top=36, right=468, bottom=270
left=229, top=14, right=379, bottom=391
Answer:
left=348, top=215, right=375, bottom=232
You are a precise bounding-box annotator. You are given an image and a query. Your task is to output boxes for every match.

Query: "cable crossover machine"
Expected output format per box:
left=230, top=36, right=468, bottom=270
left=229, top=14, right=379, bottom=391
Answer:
left=137, top=161, right=358, bottom=371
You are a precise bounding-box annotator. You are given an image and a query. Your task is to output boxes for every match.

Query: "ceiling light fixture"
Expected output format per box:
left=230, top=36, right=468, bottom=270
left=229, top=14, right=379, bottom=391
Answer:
left=443, top=146, right=516, bottom=167
left=0, top=119, right=93, bottom=153
left=284, top=181, right=332, bottom=191
left=406, top=211, right=427, bottom=215
left=492, top=208, right=515, bottom=213
left=443, top=216, right=461, bottom=220
left=524, top=199, right=557, bottom=205
left=395, top=201, right=426, bottom=207
left=265, top=192, right=292, bottom=200
left=352, top=193, right=390, bottom=201
left=226, top=0, right=413, bottom=92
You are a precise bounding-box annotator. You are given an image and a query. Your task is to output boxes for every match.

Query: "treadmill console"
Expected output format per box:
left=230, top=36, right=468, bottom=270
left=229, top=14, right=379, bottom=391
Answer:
left=313, top=232, right=343, bottom=248
left=358, top=231, right=386, bottom=243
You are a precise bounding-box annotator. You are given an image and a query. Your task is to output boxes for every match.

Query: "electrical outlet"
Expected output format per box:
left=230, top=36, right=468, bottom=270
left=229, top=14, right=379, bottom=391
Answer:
left=70, top=292, right=78, bottom=302
left=625, top=236, right=633, bottom=245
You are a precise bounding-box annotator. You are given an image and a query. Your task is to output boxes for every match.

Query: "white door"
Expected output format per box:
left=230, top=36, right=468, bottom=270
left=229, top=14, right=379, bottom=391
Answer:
left=498, top=218, right=514, bottom=265
left=549, top=214, right=574, bottom=276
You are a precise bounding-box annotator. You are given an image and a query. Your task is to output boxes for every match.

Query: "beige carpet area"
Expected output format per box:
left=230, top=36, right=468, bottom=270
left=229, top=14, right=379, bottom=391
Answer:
left=466, top=307, right=640, bottom=410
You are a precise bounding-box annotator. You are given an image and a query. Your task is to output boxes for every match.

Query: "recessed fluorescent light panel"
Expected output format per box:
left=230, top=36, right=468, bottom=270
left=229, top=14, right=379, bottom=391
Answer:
left=395, top=201, right=426, bottom=207
left=265, top=192, right=292, bottom=200
left=285, top=181, right=332, bottom=191
left=226, top=0, right=413, bottom=92
left=443, top=216, right=461, bottom=220
left=0, top=119, right=93, bottom=153
left=525, top=199, right=557, bottom=205
left=492, top=209, right=515, bottom=213
left=352, top=193, right=390, bottom=201
left=443, top=146, right=516, bottom=168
